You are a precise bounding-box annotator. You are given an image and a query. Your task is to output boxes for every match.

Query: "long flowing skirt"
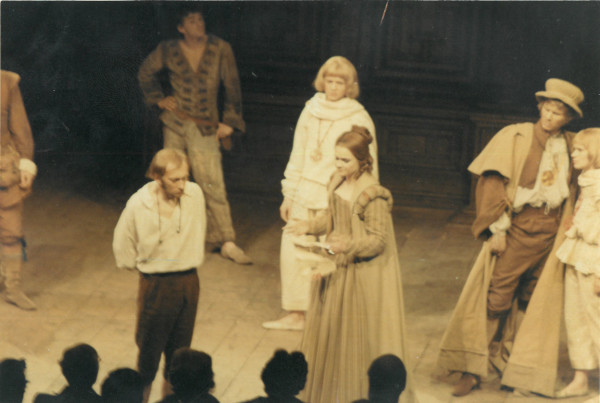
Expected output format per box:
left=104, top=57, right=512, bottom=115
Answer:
left=302, top=253, right=409, bottom=402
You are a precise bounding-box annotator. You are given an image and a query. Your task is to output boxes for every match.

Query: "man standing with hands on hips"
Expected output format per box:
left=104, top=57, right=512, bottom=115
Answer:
left=138, top=5, right=251, bottom=264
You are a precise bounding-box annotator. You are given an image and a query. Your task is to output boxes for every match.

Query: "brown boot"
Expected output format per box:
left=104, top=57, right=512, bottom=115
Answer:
left=2, top=255, right=36, bottom=310
left=452, top=373, right=480, bottom=396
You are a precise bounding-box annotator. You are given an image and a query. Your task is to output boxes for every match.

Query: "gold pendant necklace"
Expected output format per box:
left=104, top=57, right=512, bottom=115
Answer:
left=310, top=148, right=323, bottom=162
left=311, top=120, right=334, bottom=162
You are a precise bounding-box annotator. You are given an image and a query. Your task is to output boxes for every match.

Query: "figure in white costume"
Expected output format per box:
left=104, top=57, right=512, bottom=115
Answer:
left=262, top=56, right=378, bottom=330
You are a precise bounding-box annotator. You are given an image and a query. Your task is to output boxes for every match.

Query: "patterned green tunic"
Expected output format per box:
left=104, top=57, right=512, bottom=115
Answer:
left=138, top=36, right=245, bottom=244
left=138, top=35, right=245, bottom=136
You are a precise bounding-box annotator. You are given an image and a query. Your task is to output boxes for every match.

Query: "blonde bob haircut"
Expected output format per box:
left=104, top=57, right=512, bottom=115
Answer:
left=313, top=56, right=360, bottom=99
left=573, top=128, right=600, bottom=169
left=146, top=148, right=189, bottom=180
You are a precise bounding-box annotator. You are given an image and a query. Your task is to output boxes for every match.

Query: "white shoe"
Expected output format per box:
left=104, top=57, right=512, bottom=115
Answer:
left=262, top=315, right=304, bottom=331
left=221, top=243, right=252, bottom=265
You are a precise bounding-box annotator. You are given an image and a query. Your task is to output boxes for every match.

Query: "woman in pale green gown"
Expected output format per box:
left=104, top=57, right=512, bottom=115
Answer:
left=285, top=126, right=413, bottom=403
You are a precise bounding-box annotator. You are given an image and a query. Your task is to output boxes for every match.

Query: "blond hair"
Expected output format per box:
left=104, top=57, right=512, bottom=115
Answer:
left=573, top=128, right=600, bottom=169
left=313, top=56, right=360, bottom=99
left=537, top=98, right=578, bottom=120
left=146, top=149, right=189, bottom=180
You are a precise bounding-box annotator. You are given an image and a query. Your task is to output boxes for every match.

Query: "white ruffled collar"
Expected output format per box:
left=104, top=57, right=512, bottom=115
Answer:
left=578, top=169, right=600, bottom=187
left=578, top=169, right=600, bottom=200
left=305, top=92, right=365, bottom=121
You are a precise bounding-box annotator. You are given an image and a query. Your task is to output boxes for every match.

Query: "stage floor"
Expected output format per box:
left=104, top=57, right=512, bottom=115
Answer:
left=1, top=180, right=597, bottom=403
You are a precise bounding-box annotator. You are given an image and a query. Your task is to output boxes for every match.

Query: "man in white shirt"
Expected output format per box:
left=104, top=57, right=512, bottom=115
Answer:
left=113, top=149, right=206, bottom=402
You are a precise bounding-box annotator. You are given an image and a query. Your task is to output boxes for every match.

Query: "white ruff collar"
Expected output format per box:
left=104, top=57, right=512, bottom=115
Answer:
left=578, top=169, right=600, bottom=200
left=305, top=92, right=365, bottom=121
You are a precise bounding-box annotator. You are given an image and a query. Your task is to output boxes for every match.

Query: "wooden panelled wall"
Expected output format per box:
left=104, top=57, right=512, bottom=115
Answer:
left=216, top=1, right=599, bottom=209
left=1, top=1, right=598, bottom=208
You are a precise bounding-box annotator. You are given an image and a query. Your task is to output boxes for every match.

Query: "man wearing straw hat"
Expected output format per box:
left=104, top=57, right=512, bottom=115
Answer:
left=438, top=78, right=585, bottom=397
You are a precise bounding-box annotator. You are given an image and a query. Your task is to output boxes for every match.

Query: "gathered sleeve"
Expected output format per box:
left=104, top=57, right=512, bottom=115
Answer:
left=576, top=197, right=600, bottom=245
left=4, top=73, right=35, bottom=172
left=345, top=197, right=388, bottom=260
left=219, top=41, right=245, bottom=132
left=113, top=202, right=139, bottom=270
left=137, top=43, right=167, bottom=106
left=472, top=172, right=511, bottom=239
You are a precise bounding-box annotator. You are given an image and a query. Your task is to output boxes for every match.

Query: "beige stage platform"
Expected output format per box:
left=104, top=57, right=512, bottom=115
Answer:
left=1, top=180, right=598, bottom=403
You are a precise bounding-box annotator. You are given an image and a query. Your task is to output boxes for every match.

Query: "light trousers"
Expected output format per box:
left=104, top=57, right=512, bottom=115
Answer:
left=280, top=202, right=325, bottom=311
left=564, top=266, right=600, bottom=370
left=164, top=124, right=235, bottom=244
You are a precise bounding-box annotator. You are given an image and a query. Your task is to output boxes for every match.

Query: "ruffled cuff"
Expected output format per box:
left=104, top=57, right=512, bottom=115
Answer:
left=489, top=212, right=511, bottom=235
left=281, top=180, right=296, bottom=201
left=564, top=225, right=578, bottom=239
left=19, top=158, right=37, bottom=176
left=577, top=220, right=600, bottom=245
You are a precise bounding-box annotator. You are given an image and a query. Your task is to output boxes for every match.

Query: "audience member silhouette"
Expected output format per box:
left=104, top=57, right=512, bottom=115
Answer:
left=0, top=348, right=406, bottom=403
left=101, top=368, right=144, bottom=403
left=352, top=354, right=407, bottom=403
left=33, top=343, right=102, bottom=403
left=241, top=349, right=308, bottom=403
left=0, top=358, right=27, bottom=403
left=156, top=348, right=219, bottom=403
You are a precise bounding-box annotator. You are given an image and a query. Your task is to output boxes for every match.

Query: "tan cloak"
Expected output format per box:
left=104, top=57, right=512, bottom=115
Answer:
left=437, top=122, right=577, bottom=396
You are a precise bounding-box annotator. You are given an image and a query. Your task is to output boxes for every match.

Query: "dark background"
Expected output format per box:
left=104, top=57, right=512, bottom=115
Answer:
left=2, top=1, right=599, bottom=208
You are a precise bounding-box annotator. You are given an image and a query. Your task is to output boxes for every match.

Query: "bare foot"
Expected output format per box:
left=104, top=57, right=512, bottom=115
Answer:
left=262, top=312, right=305, bottom=331
left=556, top=371, right=589, bottom=398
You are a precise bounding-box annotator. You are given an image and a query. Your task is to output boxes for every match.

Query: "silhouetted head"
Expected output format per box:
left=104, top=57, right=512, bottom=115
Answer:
left=101, top=368, right=144, bottom=403
left=60, top=344, right=100, bottom=389
left=168, top=348, right=215, bottom=399
left=261, top=350, right=308, bottom=398
left=367, top=354, right=406, bottom=402
left=0, top=359, right=27, bottom=403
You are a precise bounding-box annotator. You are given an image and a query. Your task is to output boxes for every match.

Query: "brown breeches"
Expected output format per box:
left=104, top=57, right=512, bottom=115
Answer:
left=487, top=205, right=560, bottom=318
left=135, top=269, right=199, bottom=385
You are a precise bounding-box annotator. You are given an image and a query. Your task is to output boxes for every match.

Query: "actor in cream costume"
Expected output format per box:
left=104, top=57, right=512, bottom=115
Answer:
left=262, top=56, right=378, bottom=330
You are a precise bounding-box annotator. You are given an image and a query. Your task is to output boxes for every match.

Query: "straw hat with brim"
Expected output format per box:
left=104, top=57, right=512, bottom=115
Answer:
left=535, top=78, right=584, bottom=118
